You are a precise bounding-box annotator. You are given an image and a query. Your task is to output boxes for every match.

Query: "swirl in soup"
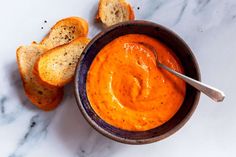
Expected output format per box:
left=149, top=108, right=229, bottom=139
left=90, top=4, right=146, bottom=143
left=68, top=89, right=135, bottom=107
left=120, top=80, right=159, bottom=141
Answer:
left=86, top=34, right=186, bottom=131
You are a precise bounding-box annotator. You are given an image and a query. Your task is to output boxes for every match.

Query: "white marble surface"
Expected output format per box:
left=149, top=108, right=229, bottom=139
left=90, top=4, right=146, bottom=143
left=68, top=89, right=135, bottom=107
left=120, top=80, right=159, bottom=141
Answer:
left=0, top=0, right=235, bottom=156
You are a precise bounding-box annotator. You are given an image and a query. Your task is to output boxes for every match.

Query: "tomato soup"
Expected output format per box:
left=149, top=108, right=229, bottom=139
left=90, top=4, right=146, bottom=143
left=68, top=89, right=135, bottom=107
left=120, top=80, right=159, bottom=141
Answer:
left=86, top=34, right=186, bottom=131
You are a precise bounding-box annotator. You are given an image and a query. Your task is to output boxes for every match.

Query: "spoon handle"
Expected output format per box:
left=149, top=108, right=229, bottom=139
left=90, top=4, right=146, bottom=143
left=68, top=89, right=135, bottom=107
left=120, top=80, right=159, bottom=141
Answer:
left=158, top=63, right=225, bottom=102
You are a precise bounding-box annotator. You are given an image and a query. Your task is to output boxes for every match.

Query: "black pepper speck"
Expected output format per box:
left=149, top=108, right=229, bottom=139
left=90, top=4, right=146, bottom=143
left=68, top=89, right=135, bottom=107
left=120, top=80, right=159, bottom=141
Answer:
left=30, top=121, right=36, bottom=128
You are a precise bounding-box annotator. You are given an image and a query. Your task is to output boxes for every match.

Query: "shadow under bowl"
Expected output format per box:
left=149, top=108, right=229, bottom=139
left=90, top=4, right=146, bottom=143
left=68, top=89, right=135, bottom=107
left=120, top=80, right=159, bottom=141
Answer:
left=74, top=20, right=201, bottom=144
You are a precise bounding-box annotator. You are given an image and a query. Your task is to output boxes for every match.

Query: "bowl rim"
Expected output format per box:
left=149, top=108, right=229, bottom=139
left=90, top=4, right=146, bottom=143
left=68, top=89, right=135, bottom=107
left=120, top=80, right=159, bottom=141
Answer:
left=74, top=20, right=201, bottom=144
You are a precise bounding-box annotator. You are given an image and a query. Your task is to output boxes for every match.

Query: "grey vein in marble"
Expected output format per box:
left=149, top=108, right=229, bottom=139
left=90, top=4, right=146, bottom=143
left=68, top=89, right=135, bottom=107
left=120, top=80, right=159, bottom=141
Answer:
left=0, top=92, right=33, bottom=125
left=0, top=95, right=20, bottom=125
left=76, top=129, right=116, bottom=157
left=0, top=96, right=7, bottom=114
left=8, top=112, right=56, bottom=157
left=194, top=0, right=211, bottom=14
left=139, top=0, right=191, bottom=26
left=0, top=64, right=40, bottom=126
left=174, top=0, right=188, bottom=25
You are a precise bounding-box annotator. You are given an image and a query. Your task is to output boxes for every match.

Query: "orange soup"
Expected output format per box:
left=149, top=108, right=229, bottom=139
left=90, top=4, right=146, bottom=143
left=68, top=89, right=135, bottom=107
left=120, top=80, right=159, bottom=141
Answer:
left=86, top=34, right=186, bottom=131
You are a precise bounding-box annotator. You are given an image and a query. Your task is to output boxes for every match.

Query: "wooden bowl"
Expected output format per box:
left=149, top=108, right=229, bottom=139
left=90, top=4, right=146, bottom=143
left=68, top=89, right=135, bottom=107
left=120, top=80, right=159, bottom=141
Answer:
left=74, top=20, right=201, bottom=144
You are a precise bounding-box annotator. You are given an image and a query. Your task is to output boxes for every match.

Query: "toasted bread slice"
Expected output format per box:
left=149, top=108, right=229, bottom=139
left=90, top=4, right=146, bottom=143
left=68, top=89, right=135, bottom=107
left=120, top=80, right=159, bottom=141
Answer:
left=41, top=17, right=89, bottom=49
left=97, top=0, right=135, bottom=27
left=35, top=37, right=90, bottom=87
left=16, top=43, right=63, bottom=111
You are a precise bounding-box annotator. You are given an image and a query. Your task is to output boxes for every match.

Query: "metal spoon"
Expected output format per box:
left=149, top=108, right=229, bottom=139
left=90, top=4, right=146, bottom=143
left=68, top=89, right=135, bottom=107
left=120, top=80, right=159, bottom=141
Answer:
left=136, top=42, right=225, bottom=102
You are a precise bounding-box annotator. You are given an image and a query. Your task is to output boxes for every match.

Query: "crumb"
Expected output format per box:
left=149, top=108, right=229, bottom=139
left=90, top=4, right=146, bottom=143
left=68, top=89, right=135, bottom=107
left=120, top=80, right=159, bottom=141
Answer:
left=41, top=27, right=44, bottom=29
left=137, top=7, right=140, bottom=10
left=44, top=20, right=47, bottom=23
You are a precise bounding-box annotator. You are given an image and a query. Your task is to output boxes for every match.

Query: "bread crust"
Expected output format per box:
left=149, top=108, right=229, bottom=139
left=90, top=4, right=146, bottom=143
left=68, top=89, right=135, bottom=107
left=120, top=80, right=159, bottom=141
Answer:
left=16, top=44, right=63, bottom=111
left=34, top=37, right=90, bottom=87
left=127, top=3, right=135, bottom=20
left=41, top=17, right=89, bottom=49
left=96, top=0, right=135, bottom=26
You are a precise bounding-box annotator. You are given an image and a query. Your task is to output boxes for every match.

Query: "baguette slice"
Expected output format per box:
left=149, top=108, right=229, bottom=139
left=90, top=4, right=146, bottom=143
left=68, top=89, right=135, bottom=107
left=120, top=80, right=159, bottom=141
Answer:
left=97, top=0, right=135, bottom=27
left=16, top=44, right=63, bottom=111
left=35, top=37, right=90, bottom=87
left=41, top=17, right=89, bottom=49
